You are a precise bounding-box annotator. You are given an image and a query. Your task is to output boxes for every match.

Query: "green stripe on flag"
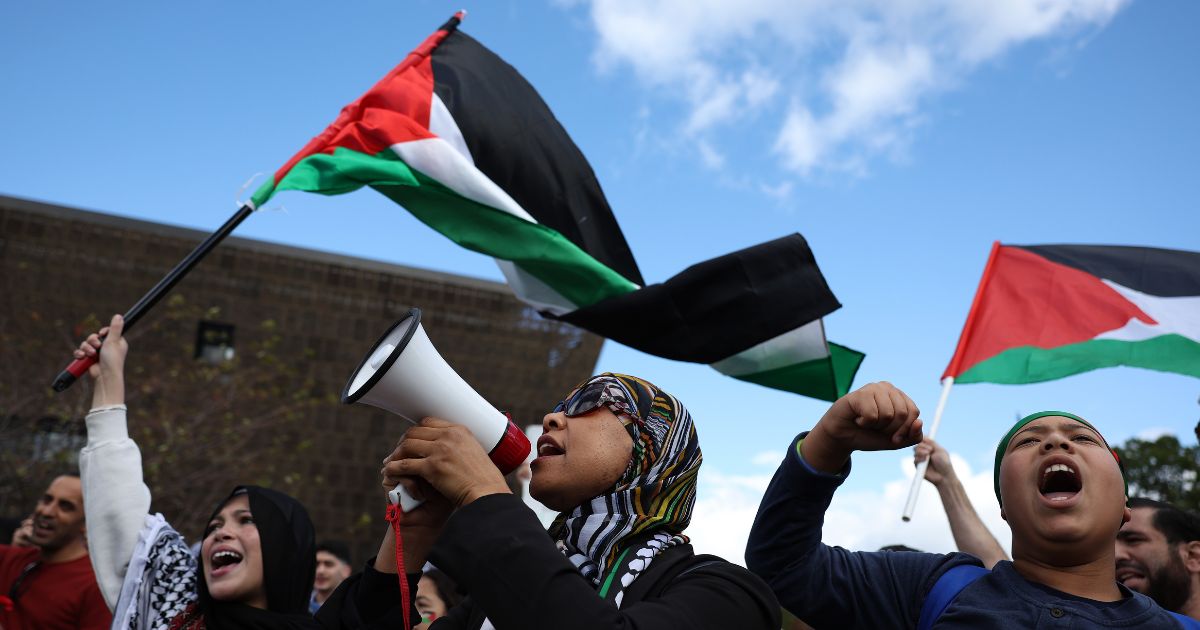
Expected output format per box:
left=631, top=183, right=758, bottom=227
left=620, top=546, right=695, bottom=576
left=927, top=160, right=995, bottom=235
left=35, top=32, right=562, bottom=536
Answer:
left=957, top=334, right=1200, bottom=384
left=729, top=342, right=865, bottom=401
left=262, top=147, right=639, bottom=308
left=828, top=342, right=866, bottom=397
left=250, top=178, right=278, bottom=209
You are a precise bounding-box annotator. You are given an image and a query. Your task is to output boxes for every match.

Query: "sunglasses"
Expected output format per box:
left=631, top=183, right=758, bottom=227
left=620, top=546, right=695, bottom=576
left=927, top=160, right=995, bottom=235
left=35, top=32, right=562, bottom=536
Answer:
left=551, top=379, right=633, bottom=419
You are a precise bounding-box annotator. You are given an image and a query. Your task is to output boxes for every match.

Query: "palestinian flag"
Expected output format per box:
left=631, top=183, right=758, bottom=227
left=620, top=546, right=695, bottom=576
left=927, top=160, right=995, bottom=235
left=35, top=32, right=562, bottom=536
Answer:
left=559, top=233, right=863, bottom=401
left=944, top=242, right=1200, bottom=384
left=249, top=13, right=862, bottom=400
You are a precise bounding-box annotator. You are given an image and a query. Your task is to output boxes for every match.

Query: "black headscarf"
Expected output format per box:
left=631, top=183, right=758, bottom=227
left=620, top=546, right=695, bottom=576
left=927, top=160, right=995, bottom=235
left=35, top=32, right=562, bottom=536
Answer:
left=191, top=486, right=320, bottom=630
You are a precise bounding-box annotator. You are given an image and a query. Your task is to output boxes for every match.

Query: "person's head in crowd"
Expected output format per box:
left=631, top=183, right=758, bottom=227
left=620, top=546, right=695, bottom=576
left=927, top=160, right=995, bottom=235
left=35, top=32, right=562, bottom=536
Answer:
left=312, top=540, right=353, bottom=605
left=1116, top=497, right=1200, bottom=614
left=385, top=370, right=779, bottom=628
left=187, top=485, right=317, bottom=624
left=28, top=473, right=88, bottom=562
left=994, top=411, right=1130, bottom=568
left=535, top=373, right=702, bottom=597
left=415, top=568, right=461, bottom=628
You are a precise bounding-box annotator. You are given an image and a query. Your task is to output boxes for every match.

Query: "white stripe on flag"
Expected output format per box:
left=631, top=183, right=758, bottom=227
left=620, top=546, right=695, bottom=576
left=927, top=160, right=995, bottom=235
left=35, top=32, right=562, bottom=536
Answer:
left=388, top=138, right=537, bottom=224
left=429, top=93, right=474, bottom=164
left=388, top=133, right=581, bottom=312
left=417, top=99, right=640, bottom=314
left=709, top=319, right=831, bottom=376
left=1097, top=280, right=1200, bottom=342
left=495, top=259, right=578, bottom=314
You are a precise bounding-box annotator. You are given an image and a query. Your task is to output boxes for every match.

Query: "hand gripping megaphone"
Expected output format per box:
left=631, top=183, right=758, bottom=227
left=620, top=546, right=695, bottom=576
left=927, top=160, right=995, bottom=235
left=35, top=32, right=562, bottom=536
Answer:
left=342, top=308, right=531, bottom=511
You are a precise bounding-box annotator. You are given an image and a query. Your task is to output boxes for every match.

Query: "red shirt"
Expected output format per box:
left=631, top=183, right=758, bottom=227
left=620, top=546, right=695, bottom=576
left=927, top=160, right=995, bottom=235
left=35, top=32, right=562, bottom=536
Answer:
left=0, top=544, right=112, bottom=630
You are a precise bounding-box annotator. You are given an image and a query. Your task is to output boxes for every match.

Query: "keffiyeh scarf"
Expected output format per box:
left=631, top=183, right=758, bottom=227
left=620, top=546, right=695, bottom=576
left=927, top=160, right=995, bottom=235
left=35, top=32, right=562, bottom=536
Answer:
left=112, top=513, right=198, bottom=630
left=548, top=373, right=702, bottom=608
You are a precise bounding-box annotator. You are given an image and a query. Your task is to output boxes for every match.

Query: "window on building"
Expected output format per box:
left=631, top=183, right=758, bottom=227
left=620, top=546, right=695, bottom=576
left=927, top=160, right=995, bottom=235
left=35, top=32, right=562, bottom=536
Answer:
left=195, top=321, right=235, bottom=363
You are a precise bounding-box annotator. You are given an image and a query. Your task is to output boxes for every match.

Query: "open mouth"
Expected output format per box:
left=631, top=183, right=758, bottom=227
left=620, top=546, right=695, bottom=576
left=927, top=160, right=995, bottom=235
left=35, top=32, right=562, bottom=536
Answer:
left=1115, top=566, right=1146, bottom=586
left=1038, top=463, right=1082, bottom=501
left=210, top=550, right=244, bottom=576
left=32, top=519, right=55, bottom=537
left=534, top=436, right=564, bottom=460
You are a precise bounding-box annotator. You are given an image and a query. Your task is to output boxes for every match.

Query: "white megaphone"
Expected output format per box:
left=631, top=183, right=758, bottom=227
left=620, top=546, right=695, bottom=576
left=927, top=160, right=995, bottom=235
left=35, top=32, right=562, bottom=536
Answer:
left=342, top=308, right=531, bottom=511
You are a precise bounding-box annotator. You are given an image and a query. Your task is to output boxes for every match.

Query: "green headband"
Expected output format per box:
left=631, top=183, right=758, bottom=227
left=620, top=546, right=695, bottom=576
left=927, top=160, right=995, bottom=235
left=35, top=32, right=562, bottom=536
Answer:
left=993, top=411, right=1126, bottom=506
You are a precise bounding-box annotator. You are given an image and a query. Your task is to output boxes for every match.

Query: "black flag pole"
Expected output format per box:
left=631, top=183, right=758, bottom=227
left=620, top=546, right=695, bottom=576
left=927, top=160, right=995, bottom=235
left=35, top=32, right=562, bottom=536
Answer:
left=51, top=203, right=256, bottom=392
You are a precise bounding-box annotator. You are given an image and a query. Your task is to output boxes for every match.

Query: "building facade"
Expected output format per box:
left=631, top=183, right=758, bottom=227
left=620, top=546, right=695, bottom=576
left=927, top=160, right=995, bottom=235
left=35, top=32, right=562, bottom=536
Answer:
left=0, top=194, right=602, bottom=560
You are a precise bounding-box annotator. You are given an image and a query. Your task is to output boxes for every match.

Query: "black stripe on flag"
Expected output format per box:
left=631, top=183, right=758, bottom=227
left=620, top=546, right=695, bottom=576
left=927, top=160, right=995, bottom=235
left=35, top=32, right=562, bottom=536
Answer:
left=555, top=234, right=841, bottom=363
left=1018, top=244, right=1200, bottom=297
left=431, top=31, right=645, bottom=287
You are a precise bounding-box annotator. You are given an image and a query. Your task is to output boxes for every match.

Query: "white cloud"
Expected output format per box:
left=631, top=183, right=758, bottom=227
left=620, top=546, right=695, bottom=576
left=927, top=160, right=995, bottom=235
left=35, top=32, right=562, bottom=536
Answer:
left=695, top=139, right=726, bottom=169
left=823, top=454, right=1011, bottom=554
left=575, top=0, right=1128, bottom=177
left=688, top=468, right=776, bottom=564
left=779, top=43, right=935, bottom=173
left=758, top=180, right=794, bottom=203
left=688, top=451, right=1011, bottom=565
left=751, top=449, right=786, bottom=466
left=1134, top=427, right=1176, bottom=441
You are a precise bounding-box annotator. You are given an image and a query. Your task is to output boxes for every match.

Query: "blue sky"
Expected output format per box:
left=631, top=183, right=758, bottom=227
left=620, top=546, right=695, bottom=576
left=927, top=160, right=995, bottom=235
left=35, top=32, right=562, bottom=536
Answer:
left=2, top=1, right=1197, bottom=559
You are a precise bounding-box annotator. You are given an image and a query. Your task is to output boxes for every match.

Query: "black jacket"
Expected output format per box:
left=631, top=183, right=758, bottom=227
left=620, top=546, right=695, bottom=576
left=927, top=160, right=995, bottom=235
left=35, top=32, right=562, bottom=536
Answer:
left=422, top=494, right=780, bottom=630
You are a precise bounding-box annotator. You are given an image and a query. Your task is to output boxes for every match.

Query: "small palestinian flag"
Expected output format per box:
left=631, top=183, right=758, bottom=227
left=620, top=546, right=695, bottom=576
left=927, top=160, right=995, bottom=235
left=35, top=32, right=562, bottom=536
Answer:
left=250, top=13, right=862, bottom=400
left=944, top=242, right=1200, bottom=384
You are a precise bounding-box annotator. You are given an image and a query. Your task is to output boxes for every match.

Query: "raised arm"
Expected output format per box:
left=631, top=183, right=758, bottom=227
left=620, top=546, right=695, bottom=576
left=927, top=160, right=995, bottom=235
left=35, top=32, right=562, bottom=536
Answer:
left=746, top=382, right=975, bottom=629
left=76, top=315, right=153, bottom=608
left=914, top=437, right=1009, bottom=568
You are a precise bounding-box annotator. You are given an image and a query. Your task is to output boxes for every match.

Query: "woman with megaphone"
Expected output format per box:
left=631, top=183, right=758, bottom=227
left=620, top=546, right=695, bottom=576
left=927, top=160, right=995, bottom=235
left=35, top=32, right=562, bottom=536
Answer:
left=376, top=373, right=781, bottom=629
left=73, top=315, right=408, bottom=629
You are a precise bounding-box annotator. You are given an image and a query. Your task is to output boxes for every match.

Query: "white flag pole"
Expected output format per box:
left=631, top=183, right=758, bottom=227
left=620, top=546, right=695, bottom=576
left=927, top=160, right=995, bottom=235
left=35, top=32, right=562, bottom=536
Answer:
left=902, top=241, right=999, bottom=522
left=901, top=376, right=955, bottom=522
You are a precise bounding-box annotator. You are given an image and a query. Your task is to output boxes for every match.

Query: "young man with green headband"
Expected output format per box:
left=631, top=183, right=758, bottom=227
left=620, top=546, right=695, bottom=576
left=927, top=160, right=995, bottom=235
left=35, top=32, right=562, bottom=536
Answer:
left=747, top=382, right=1196, bottom=628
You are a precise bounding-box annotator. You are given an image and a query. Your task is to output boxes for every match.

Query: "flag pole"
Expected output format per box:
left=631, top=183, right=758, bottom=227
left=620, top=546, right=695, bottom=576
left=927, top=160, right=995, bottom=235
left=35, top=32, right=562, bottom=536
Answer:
left=901, top=376, right=955, bottom=521
left=50, top=203, right=257, bottom=392
left=902, top=241, right=1001, bottom=521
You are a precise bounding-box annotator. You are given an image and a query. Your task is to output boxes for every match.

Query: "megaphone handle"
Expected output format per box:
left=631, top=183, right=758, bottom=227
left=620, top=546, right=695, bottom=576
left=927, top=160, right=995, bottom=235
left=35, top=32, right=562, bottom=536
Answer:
left=388, top=486, right=425, bottom=512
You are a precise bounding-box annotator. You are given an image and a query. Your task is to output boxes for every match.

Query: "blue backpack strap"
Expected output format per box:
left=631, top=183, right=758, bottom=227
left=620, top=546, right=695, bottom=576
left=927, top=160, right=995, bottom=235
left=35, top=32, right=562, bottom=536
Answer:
left=916, top=564, right=989, bottom=630
left=916, top=566, right=1200, bottom=629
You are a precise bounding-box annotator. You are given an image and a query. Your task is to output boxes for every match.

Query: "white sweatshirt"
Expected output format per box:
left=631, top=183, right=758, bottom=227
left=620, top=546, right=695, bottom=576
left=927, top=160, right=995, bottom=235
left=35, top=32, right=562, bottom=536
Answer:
left=78, top=404, right=152, bottom=609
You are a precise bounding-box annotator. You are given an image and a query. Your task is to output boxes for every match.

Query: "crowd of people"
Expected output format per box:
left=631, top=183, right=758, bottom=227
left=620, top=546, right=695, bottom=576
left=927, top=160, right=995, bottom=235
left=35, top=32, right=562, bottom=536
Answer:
left=0, top=313, right=1198, bottom=629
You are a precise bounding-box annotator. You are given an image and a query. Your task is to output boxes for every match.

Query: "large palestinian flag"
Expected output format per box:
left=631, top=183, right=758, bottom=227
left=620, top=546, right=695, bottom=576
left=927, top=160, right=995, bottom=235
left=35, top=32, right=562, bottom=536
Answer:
left=944, top=242, right=1200, bottom=384
left=248, top=13, right=862, bottom=401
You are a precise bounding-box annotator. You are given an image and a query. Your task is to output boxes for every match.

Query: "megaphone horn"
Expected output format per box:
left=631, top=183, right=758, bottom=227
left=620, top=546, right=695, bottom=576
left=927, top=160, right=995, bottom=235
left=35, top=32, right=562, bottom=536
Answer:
left=342, top=308, right=531, bottom=510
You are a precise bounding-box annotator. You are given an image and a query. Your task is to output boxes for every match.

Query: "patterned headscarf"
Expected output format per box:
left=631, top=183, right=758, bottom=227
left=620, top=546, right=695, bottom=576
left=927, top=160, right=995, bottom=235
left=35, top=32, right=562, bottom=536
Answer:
left=547, top=373, right=702, bottom=608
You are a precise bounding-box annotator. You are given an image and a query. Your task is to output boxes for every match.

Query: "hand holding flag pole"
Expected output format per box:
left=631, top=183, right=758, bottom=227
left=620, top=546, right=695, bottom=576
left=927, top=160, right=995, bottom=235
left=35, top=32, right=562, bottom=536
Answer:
left=51, top=203, right=257, bottom=392
left=901, top=376, right=954, bottom=521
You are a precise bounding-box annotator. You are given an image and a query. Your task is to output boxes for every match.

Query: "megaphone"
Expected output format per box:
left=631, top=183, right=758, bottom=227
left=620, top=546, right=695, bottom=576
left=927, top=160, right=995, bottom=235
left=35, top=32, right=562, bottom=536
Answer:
left=342, top=308, right=531, bottom=511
